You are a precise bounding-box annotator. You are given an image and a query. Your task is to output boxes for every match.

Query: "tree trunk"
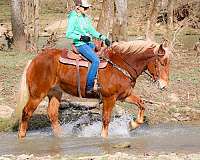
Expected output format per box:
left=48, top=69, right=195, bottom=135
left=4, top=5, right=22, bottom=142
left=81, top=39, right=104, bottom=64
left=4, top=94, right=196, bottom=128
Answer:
left=112, top=0, right=128, bottom=41
left=167, top=0, right=174, bottom=29
left=11, top=0, right=26, bottom=51
left=162, top=0, right=174, bottom=47
left=66, top=0, right=74, bottom=12
left=97, top=0, right=114, bottom=36
left=33, top=0, right=40, bottom=46
left=146, top=0, right=158, bottom=41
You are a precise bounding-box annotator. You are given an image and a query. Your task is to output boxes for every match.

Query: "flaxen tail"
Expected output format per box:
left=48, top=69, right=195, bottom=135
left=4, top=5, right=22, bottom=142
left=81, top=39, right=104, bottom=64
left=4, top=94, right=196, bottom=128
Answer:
left=15, top=60, right=32, bottom=119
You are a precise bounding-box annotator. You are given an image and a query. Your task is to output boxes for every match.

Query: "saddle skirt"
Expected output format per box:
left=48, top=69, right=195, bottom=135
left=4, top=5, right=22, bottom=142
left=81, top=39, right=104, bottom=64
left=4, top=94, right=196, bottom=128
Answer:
left=59, top=48, right=107, bottom=68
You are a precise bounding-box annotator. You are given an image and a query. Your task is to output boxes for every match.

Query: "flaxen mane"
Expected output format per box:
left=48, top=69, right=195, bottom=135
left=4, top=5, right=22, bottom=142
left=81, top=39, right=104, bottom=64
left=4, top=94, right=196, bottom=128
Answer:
left=111, top=40, right=159, bottom=55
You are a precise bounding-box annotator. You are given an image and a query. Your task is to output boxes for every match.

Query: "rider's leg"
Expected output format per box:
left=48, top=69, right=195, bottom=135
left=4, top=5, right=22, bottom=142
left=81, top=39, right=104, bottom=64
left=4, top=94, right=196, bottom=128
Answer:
left=77, top=43, right=100, bottom=91
left=88, top=42, right=95, bottom=50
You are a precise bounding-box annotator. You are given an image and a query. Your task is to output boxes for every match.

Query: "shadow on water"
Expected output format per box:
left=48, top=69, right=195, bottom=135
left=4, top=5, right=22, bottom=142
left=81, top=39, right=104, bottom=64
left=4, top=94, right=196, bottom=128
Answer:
left=0, top=115, right=200, bottom=156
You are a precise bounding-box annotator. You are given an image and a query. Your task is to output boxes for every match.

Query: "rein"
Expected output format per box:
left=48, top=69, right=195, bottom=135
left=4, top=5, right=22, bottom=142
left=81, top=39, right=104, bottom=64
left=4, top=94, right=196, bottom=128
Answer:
left=106, top=58, right=133, bottom=81
left=144, top=70, right=153, bottom=79
left=101, top=48, right=135, bottom=82
left=101, top=45, right=163, bottom=83
left=115, top=53, right=139, bottom=78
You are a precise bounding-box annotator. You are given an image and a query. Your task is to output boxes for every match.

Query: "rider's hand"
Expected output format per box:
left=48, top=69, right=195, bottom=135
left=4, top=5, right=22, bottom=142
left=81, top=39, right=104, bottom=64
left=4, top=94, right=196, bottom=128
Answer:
left=80, top=35, right=91, bottom=43
left=105, top=38, right=111, bottom=47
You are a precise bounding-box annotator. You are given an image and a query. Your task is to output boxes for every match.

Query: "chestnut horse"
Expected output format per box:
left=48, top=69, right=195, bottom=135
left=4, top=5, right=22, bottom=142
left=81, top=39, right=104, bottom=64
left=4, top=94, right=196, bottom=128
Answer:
left=17, top=40, right=170, bottom=139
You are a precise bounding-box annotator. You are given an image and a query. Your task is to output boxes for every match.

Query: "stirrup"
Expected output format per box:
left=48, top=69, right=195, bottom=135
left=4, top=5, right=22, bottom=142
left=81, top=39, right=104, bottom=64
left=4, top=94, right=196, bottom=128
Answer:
left=93, top=78, right=101, bottom=91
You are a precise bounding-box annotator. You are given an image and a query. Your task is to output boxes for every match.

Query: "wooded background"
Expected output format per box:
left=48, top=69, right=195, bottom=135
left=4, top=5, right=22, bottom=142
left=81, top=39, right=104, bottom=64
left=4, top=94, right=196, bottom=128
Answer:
left=1, top=0, right=200, bottom=51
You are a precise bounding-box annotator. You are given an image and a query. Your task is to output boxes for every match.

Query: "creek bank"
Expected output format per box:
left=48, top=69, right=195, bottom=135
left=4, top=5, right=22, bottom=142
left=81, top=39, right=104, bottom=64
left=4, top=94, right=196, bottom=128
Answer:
left=1, top=152, right=200, bottom=160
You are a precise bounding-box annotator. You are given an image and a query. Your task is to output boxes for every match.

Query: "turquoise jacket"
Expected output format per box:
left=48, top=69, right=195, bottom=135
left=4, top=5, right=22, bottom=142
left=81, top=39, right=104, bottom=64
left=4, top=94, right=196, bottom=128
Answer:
left=66, top=10, right=107, bottom=46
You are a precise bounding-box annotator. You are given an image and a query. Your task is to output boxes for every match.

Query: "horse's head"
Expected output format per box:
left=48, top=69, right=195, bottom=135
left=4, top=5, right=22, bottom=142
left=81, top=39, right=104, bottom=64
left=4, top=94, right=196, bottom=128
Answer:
left=147, top=44, right=171, bottom=90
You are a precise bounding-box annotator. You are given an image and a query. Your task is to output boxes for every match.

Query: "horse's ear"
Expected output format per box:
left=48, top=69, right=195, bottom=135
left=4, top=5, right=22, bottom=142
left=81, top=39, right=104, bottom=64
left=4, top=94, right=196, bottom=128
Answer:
left=162, top=38, right=169, bottom=47
left=158, top=44, right=165, bottom=57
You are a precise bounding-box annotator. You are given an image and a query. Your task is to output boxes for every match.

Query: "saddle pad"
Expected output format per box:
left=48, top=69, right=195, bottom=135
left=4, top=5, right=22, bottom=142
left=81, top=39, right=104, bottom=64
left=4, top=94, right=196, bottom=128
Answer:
left=59, top=57, right=108, bottom=68
left=59, top=48, right=107, bottom=68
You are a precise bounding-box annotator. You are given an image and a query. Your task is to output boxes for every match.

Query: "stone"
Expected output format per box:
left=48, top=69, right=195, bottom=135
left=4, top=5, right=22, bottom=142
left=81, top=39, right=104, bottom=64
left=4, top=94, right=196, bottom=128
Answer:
left=114, top=104, right=126, bottom=116
left=112, top=142, right=131, bottom=149
left=0, top=25, right=7, bottom=37
left=173, top=113, right=181, bottom=118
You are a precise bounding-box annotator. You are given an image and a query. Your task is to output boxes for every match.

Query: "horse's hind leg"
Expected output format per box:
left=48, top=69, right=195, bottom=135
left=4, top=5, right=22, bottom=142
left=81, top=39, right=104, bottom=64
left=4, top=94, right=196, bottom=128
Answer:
left=125, top=93, right=145, bottom=130
left=18, top=96, right=43, bottom=139
left=47, top=87, right=62, bottom=137
left=101, top=96, right=116, bottom=138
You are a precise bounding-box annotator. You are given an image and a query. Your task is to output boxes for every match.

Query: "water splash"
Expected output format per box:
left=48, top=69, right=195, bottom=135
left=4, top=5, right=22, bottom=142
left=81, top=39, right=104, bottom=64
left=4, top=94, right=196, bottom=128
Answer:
left=62, top=114, right=132, bottom=138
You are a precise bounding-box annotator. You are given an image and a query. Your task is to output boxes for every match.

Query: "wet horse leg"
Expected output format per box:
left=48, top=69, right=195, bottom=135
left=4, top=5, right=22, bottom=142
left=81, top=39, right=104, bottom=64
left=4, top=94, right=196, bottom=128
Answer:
left=125, top=93, right=145, bottom=130
left=101, top=96, right=116, bottom=138
left=18, top=96, right=43, bottom=139
left=47, top=88, right=62, bottom=137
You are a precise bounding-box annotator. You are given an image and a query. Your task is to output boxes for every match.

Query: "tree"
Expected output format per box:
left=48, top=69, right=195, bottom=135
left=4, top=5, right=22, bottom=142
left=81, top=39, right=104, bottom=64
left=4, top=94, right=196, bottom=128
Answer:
left=145, top=0, right=158, bottom=41
left=112, top=0, right=128, bottom=41
left=10, top=0, right=26, bottom=51
left=97, top=0, right=114, bottom=36
left=33, top=0, right=40, bottom=44
left=66, top=0, right=74, bottom=12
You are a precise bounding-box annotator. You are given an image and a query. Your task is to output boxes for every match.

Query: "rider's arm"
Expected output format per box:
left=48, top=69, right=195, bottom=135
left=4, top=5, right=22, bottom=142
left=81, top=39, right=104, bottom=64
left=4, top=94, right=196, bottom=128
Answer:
left=87, top=18, right=107, bottom=41
left=66, top=16, right=81, bottom=40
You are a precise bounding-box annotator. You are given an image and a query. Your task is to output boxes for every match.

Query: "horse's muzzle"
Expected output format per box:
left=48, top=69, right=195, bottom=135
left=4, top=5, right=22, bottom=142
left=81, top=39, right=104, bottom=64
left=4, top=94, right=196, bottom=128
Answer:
left=158, top=79, right=168, bottom=90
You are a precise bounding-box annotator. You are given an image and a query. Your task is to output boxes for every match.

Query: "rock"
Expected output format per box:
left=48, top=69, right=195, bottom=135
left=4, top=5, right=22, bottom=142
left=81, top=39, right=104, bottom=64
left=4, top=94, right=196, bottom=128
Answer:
left=0, top=24, right=7, bottom=37
left=0, top=105, right=14, bottom=119
left=112, top=142, right=131, bottom=149
left=173, top=113, right=181, bottom=118
left=16, top=154, right=34, bottom=160
left=177, top=115, right=191, bottom=121
left=114, top=104, right=125, bottom=116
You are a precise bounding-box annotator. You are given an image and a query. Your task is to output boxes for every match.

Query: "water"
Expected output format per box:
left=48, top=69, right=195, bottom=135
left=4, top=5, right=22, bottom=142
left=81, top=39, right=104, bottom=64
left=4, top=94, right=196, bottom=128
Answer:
left=0, top=116, right=200, bottom=156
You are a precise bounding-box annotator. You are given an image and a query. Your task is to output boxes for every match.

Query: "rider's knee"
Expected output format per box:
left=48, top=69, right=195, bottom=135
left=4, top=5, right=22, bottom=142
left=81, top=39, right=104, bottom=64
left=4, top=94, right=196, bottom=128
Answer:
left=93, top=58, right=100, bottom=65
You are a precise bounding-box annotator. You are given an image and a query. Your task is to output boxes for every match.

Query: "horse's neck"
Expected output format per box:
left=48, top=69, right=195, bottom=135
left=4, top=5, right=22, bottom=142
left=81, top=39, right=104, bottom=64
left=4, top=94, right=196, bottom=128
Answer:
left=109, top=53, right=147, bottom=79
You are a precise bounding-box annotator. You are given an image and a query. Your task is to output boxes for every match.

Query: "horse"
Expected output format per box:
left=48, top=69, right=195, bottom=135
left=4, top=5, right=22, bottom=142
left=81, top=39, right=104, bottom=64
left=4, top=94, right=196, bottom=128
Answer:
left=17, top=40, right=171, bottom=139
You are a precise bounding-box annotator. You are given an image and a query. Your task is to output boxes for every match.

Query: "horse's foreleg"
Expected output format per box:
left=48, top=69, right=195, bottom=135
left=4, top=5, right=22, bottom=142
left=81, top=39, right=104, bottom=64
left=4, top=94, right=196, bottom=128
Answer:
left=18, top=97, right=43, bottom=139
left=125, top=93, right=145, bottom=130
left=101, top=96, right=116, bottom=138
left=47, top=89, right=62, bottom=137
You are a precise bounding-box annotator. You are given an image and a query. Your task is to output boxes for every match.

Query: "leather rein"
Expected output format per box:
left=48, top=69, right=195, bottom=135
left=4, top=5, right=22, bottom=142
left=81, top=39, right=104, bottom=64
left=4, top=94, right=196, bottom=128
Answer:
left=101, top=46, right=164, bottom=83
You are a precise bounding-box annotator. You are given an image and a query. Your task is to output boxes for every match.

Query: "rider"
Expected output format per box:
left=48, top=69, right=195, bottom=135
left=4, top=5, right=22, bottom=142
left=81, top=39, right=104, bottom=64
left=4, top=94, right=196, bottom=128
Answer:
left=66, top=0, right=111, bottom=95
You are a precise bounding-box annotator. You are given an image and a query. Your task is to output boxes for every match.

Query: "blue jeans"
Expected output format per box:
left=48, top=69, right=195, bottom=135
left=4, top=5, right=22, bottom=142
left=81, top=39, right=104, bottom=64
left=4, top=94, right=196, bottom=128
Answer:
left=76, top=43, right=100, bottom=90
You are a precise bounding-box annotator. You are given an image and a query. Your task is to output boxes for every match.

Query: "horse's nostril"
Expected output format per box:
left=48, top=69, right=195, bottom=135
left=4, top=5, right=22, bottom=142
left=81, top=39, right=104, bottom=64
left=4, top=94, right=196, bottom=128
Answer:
left=160, top=86, right=166, bottom=91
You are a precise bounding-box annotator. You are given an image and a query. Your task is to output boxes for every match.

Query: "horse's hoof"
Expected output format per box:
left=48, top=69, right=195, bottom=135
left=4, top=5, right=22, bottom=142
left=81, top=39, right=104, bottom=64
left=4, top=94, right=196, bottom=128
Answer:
left=53, top=127, right=63, bottom=137
left=128, top=120, right=140, bottom=131
left=101, top=130, right=108, bottom=138
left=18, top=131, right=26, bottom=139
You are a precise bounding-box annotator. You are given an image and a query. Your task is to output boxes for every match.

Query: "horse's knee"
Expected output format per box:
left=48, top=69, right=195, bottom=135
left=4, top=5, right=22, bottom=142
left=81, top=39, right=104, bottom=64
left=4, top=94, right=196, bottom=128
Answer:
left=103, top=118, right=110, bottom=127
left=22, top=108, right=33, bottom=121
left=48, top=112, right=58, bottom=122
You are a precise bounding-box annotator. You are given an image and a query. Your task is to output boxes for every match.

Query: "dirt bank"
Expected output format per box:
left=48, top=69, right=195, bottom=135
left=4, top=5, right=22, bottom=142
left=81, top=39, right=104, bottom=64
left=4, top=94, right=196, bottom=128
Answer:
left=1, top=152, right=200, bottom=160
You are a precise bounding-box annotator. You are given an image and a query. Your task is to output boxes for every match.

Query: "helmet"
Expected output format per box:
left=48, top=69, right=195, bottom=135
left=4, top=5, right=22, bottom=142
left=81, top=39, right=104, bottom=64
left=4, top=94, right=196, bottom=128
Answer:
left=74, top=0, right=92, bottom=8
